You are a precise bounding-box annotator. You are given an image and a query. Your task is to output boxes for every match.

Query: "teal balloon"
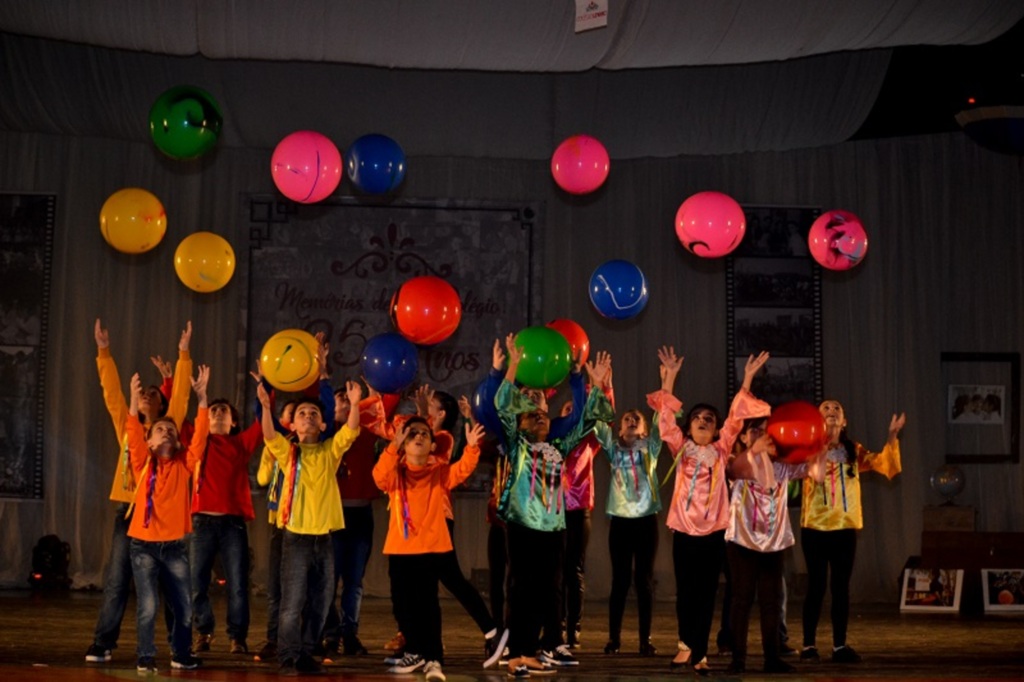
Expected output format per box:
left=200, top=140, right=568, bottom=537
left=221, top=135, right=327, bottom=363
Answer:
left=513, top=326, right=573, bottom=389
left=149, top=85, right=223, bottom=159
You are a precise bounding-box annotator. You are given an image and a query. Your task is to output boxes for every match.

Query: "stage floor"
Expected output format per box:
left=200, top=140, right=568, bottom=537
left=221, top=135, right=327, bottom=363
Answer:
left=0, top=589, right=1021, bottom=680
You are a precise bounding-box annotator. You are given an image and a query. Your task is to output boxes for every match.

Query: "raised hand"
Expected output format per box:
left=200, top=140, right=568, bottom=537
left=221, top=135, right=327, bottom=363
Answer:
left=256, top=382, right=272, bottom=408
left=178, top=321, right=193, bottom=353
left=465, top=421, right=486, bottom=448
left=889, top=412, right=907, bottom=441
left=657, top=345, right=682, bottom=390
left=315, top=331, right=330, bottom=379
left=150, top=355, right=172, bottom=379
left=492, top=338, right=506, bottom=371
left=457, top=395, right=473, bottom=421
left=414, top=384, right=433, bottom=417
left=585, top=350, right=612, bottom=388
left=741, top=351, right=770, bottom=391
left=191, top=364, right=210, bottom=405
left=94, top=318, right=110, bottom=350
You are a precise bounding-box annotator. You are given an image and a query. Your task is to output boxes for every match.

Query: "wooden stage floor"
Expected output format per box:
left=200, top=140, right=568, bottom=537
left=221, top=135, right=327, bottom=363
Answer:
left=0, top=589, right=1021, bottom=680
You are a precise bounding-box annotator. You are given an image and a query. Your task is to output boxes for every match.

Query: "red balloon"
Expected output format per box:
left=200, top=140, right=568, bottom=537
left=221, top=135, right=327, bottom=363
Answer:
left=767, top=400, right=827, bottom=464
left=551, top=135, right=610, bottom=195
left=546, top=318, right=590, bottom=366
left=675, top=191, right=746, bottom=258
left=389, top=276, right=463, bottom=345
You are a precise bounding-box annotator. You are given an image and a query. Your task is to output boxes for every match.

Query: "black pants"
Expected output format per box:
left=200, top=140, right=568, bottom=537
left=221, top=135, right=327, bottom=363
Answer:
left=801, top=527, right=857, bottom=648
left=389, top=553, right=444, bottom=663
left=672, top=530, right=724, bottom=663
left=563, top=509, right=591, bottom=644
left=608, top=514, right=658, bottom=644
left=506, top=522, right=564, bottom=657
left=487, top=522, right=507, bottom=631
left=727, top=542, right=783, bottom=667
left=439, top=519, right=496, bottom=635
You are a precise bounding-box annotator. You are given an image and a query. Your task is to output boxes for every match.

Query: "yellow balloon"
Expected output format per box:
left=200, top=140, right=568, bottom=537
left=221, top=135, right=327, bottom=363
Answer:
left=99, top=188, right=167, bottom=254
left=260, top=329, right=320, bottom=392
left=173, top=231, right=236, bottom=293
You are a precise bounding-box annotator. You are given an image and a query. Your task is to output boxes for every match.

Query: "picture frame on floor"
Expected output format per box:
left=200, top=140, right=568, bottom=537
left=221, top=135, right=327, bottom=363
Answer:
left=981, top=568, right=1024, bottom=613
left=900, top=568, right=964, bottom=612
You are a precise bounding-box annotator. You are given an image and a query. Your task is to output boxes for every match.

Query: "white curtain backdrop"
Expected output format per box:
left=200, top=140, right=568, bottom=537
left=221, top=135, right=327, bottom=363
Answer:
left=1, top=5, right=1023, bottom=605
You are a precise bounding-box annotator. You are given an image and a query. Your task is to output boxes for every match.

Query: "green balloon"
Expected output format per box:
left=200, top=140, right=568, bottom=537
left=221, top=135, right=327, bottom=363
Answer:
left=513, top=326, right=573, bottom=389
left=149, top=85, right=223, bottom=159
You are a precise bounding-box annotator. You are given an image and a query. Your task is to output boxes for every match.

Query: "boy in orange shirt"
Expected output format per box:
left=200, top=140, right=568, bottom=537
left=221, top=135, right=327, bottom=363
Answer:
left=373, top=417, right=486, bottom=682
left=125, top=365, right=210, bottom=675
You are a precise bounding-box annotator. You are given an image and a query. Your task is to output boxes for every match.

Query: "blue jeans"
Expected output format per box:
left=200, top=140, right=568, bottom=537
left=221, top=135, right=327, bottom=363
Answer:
left=324, top=504, right=374, bottom=643
left=130, top=538, right=193, bottom=659
left=190, top=514, right=251, bottom=641
left=265, top=524, right=283, bottom=643
left=92, top=504, right=133, bottom=649
left=278, top=531, right=334, bottom=663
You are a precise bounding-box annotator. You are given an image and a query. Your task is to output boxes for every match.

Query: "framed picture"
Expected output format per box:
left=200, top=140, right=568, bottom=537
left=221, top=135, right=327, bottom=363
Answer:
left=941, top=352, right=1020, bottom=463
left=981, top=568, right=1024, bottom=613
left=900, top=568, right=964, bottom=612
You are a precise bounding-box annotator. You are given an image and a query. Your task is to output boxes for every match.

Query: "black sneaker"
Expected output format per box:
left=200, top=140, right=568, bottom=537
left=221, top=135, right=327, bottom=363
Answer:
left=136, top=656, right=158, bottom=675
left=603, top=639, right=620, bottom=654
left=831, top=645, right=862, bottom=663
left=484, top=628, right=511, bottom=668
left=343, top=635, right=369, bottom=656
left=800, top=646, right=820, bottom=662
left=387, top=653, right=425, bottom=673
left=296, top=653, right=325, bottom=674
left=254, top=640, right=277, bottom=662
left=85, top=644, right=112, bottom=663
left=764, top=658, right=796, bottom=674
left=539, top=645, right=578, bottom=666
left=170, top=653, right=202, bottom=670
left=639, top=640, right=657, bottom=656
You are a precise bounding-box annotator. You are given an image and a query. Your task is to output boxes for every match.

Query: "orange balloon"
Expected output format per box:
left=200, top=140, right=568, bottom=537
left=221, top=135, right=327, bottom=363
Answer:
left=389, top=276, right=462, bottom=345
left=99, top=188, right=167, bottom=254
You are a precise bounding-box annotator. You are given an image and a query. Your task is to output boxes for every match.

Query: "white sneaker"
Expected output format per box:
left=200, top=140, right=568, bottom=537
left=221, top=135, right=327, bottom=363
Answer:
left=424, top=660, right=446, bottom=682
left=539, top=645, right=578, bottom=666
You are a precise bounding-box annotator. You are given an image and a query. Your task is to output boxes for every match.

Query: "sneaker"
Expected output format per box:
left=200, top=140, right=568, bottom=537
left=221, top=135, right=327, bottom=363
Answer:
left=603, top=639, right=620, bottom=654
left=565, top=628, right=581, bottom=649
left=424, top=660, right=446, bottom=682
left=779, top=642, right=796, bottom=656
left=539, top=645, right=577, bottom=666
left=254, top=640, right=277, bottom=662
left=296, top=653, right=325, bottom=674
left=85, top=644, right=112, bottom=663
left=484, top=628, right=511, bottom=668
left=507, top=664, right=530, bottom=679
left=279, top=658, right=298, bottom=676
left=518, top=657, right=556, bottom=675
left=170, top=654, right=202, bottom=670
left=800, top=646, right=820, bottom=662
left=230, top=638, right=248, bottom=654
left=343, top=635, right=369, bottom=656
left=136, top=656, right=158, bottom=675
left=384, top=631, right=406, bottom=653
left=763, top=658, right=796, bottom=673
left=831, top=645, right=862, bottom=663
left=497, top=646, right=510, bottom=666
left=194, top=633, right=213, bottom=652
left=387, top=653, right=425, bottom=674
left=639, top=640, right=657, bottom=656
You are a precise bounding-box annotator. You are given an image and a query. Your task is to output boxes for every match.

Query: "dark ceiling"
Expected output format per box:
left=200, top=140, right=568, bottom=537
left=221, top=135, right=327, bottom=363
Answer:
left=852, top=16, right=1024, bottom=140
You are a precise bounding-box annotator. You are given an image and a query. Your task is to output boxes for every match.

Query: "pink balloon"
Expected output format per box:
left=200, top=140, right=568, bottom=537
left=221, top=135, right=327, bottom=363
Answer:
left=271, top=131, right=343, bottom=204
left=808, top=210, right=868, bottom=271
left=551, top=135, right=610, bottom=194
left=674, top=191, right=746, bottom=258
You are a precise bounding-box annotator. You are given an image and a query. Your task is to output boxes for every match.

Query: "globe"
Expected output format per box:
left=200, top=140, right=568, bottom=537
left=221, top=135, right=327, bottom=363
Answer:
left=930, top=465, right=965, bottom=503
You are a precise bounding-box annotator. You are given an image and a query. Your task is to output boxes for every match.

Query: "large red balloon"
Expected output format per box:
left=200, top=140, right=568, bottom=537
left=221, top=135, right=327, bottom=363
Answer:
left=546, top=318, right=590, bottom=366
left=389, top=276, right=463, bottom=345
left=767, top=400, right=827, bottom=464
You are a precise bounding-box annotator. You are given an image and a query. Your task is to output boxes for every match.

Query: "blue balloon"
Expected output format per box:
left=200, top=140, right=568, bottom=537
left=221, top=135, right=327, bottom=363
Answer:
left=588, top=259, right=649, bottom=320
left=344, top=133, right=406, bottom=194
left=471, top=377, right=504, bottom=436
left=360, top=332, right=419, bottom=394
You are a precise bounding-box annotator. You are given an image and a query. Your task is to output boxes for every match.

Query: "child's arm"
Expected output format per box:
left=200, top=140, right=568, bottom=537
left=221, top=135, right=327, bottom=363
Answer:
left=329, top=380, right=363, bottom=469
left=650, top=345, right=684, bottom=455
left=167, top=321, right=194, bottom=428
left=126, top=372, right=148, bottom=474
left=718, top=351, right=772, bottom=452
left=150, top=355, right=173, bottom=402
left=856, top=412, right=906, bottom=479
left=447, top=422, right=485, bottom=489
left=372, top=421, right=408, bottom=492
left=186, top=365, right=211, bottom=472
left=95, top=318, right=130, bottom=441
left=503, top=333, right=522, bottom=385
left=257, top=382, right=277, bottom=442
left=314, top=332, right=336, bottom=437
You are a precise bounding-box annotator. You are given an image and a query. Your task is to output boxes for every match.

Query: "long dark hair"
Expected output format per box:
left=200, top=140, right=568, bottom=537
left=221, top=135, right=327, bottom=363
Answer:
left=684, top=402, right=722, bottom=440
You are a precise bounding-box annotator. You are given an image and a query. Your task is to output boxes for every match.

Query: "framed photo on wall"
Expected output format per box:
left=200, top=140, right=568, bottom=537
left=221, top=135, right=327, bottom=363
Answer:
left=941, top=352, right=1020, bottom=463
left=900, top=568, right=964, bottom=613
left=981, top=568, right=1024, bottom=613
